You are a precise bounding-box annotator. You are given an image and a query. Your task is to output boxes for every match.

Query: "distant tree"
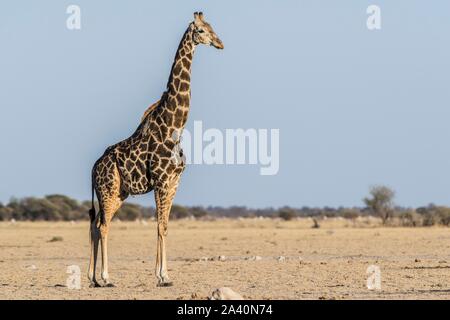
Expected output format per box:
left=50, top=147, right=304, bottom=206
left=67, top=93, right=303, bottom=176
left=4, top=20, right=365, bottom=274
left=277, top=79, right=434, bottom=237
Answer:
left=45, top=194, right=79, bottom=209
left=418, top=205, right=450, bottom=227
left=341, top=208, right=360, bottom=225
left=278, top=209, right=296, bottom=221
left=141, top=206, right=156, bottom=219
left=45, top=194, right=82, bottom=220
left=117, top=203, right=142, bottom=220
left=19, top=197, right=61, bottom=221
left=171, top=204, right=190, bottom=219
left=190, top=206, right=208, bottom=219
left=437, top=207, right=450, bottom=226
left=0, top=202, right=13, bottom=221
left=228, top=206, right=249, bottom=218
left=6, top=192, right=450, bottom=226
left=399, top=210, right=422, bottom=227
left=363, top=185, right=395, bottom=225
left=422, top=214, right=438, bottom=227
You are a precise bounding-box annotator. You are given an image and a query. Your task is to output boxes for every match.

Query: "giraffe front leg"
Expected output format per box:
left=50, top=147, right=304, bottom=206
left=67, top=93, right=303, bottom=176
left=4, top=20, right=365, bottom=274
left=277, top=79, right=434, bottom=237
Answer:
left=156, top=221, right=171, bottom=286
left=154, top=177, right=179, bottom=287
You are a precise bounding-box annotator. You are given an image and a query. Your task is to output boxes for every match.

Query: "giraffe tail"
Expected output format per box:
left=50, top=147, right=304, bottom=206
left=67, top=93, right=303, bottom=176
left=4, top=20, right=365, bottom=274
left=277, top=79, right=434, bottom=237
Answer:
left=89, top=177, right=96, bottom=223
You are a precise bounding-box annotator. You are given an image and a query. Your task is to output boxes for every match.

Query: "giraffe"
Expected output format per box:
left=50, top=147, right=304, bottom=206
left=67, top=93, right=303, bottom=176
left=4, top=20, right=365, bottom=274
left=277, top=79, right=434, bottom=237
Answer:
left=87, top=12, right=223, bottom=287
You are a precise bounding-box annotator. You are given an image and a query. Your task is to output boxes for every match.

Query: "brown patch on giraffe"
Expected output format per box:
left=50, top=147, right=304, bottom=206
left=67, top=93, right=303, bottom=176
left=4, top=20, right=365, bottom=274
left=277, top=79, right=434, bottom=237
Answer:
left=180, top=71, right=190, bottom=82
left=181, top=57, right=190, bottom=68
left=172, top=63, right=182, bottom=77
left=174, top=78, right=181, bottom=90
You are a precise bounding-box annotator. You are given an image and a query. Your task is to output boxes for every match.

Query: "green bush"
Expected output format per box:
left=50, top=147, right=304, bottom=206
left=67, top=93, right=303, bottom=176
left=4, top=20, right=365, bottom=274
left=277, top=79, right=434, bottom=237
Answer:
left=1, top=194, right=450, bottom=226
left=117, top=203, right=142, bottom=220
left=190, top=206, right=208, bottom=219
left=279, top=210, right=296, bottom=221
left=171, top=204, right=190, bottom=219
left=399, top=210, right=422, bottom=227
left=341, top=209, right=360, bottom=221
left=437, top=207, right=450, bottom=226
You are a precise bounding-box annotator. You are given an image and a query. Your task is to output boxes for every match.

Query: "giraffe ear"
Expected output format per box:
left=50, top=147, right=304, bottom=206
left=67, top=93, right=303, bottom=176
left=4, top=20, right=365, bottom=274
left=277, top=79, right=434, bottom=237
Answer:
left=194, top=11, right=203, bottom=23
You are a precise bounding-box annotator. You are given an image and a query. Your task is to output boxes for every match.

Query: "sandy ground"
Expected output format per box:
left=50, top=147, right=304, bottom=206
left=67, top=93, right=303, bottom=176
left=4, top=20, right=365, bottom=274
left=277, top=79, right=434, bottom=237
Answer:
left=1, top=218, right=450, bottom=300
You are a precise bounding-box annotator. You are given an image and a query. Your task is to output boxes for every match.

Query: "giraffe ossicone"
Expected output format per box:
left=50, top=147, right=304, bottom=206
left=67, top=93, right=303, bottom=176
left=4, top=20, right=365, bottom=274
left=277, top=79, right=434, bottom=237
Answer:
left=87, top=12, right=223, bottom=288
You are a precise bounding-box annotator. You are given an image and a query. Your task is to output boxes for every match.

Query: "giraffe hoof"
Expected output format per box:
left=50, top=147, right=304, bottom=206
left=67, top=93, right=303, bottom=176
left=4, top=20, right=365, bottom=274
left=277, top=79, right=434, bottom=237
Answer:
left=89, top=282, right=102, bottom=288
left=157, top=281, right=173, bottom=287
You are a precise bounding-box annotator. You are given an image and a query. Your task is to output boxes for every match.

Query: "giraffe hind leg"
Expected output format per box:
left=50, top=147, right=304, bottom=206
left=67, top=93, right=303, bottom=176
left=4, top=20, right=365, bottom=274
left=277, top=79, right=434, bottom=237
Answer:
left=89, top=162, right=123, bottom=288
left=88, top=216, right=101, bottom=287
left=98, top=185, right=123, bottom=287
left=89, top=199, right=121, bottom=288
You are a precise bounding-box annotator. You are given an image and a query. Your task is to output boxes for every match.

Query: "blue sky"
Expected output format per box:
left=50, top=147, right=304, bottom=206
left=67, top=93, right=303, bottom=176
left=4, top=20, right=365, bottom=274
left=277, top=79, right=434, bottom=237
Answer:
left=0, top=1, right=449, bottom=208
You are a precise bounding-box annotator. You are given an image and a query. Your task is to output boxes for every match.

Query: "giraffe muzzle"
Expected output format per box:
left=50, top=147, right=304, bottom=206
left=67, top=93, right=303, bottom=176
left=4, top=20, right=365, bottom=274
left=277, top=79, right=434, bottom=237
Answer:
left=212, top=39, right=224, bottom=49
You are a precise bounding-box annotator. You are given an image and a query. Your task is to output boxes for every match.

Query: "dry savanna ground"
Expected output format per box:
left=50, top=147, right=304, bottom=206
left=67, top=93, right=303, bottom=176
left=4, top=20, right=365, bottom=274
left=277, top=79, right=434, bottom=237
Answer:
left=1, top=217, right=450, bottom=300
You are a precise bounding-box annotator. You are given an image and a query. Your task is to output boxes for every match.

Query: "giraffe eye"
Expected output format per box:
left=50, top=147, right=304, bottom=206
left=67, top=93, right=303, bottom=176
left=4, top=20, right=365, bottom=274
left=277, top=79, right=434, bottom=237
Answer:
left=198, top=29, right=205, bottom=34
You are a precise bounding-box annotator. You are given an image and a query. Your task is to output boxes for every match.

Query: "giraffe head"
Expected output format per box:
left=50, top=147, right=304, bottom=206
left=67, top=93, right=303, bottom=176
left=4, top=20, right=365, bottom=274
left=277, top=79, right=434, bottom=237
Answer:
left=192, top=12, right=224, bottom=49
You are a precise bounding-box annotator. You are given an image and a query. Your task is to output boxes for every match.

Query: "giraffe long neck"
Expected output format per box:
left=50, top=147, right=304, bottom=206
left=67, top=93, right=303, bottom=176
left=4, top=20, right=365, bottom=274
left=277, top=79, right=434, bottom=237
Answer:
left=139, top=25, right=196, bottom=140
left=163, top=24, right=196, bottom=128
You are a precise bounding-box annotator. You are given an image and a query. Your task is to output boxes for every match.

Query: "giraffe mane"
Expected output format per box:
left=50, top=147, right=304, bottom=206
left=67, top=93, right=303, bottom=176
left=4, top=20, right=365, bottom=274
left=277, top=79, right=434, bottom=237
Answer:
left=140, top=99, right=161, bottom=123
